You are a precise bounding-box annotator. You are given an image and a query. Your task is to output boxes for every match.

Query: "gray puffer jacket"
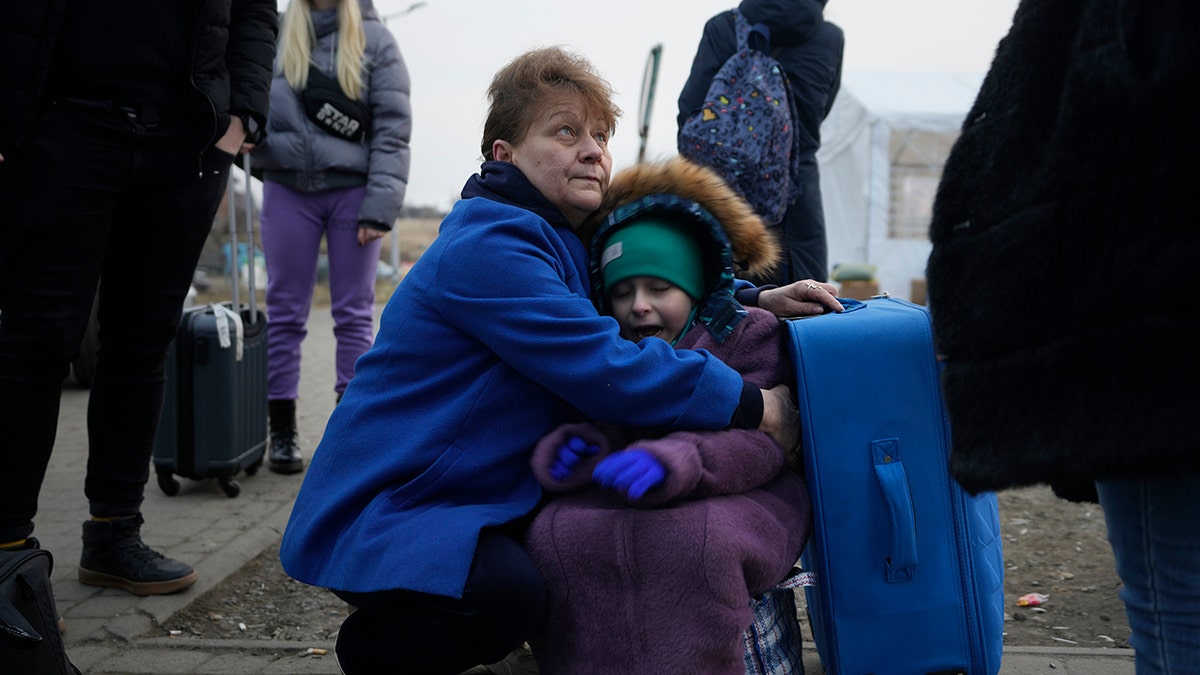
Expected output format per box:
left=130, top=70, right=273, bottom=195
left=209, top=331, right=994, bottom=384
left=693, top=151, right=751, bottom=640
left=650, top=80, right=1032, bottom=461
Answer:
left=251, top=0, right=410, bottom=230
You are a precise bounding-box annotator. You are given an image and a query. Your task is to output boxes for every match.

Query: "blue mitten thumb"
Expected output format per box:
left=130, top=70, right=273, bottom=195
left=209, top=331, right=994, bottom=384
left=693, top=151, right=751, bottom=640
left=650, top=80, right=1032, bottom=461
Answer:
left=550, top=436, right=601, bottom=482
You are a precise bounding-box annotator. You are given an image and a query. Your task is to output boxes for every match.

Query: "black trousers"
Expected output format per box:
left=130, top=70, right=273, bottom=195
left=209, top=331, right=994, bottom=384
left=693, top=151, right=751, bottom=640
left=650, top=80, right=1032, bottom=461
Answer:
left=0, top=101, right=233, bottom=541
left=746, top=159, right=829, bottom=286
left=332, top=527, right=547, bottom=675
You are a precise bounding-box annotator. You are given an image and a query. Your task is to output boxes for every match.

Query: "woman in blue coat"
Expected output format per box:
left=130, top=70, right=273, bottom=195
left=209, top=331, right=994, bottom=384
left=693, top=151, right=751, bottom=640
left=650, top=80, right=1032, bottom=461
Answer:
left=280, top=46, right=839, bottom=674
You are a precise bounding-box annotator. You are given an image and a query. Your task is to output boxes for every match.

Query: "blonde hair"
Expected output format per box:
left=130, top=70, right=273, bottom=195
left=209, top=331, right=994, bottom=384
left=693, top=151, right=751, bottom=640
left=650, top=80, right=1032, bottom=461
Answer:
left=279, top=0, right=367, bottom=100
left=481, top=46, right=621, bottom=161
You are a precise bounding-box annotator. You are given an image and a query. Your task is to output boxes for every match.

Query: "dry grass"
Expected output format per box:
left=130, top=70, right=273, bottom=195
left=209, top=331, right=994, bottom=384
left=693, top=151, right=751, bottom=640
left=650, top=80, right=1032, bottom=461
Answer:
left=195, top=217, right=442, bottom=308
left=384, top=217, right=442, bottom=265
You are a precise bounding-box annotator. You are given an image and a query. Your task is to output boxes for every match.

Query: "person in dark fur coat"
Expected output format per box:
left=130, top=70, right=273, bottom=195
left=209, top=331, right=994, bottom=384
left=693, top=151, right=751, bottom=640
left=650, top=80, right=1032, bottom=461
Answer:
left=926, top=1, right=1200, bottom=671
left=527, top=158, right=811, bottom=674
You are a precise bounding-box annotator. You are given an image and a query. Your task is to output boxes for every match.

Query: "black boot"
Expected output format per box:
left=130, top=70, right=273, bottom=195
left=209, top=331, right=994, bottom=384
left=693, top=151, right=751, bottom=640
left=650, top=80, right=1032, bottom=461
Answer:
left=78, top=515, right=197, bottom=596
left=269, top=398, right=305, bottom=474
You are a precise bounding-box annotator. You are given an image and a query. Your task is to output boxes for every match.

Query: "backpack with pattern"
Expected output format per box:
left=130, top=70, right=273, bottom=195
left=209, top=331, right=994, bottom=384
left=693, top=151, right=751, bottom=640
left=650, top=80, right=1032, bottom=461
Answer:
left=678, top=9, right=801, bottom=226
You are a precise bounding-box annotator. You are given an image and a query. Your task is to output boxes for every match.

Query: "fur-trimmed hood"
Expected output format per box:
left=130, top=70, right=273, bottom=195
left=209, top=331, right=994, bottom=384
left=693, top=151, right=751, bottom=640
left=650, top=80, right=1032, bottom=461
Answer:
left=583, top=157, right=781, bottom=343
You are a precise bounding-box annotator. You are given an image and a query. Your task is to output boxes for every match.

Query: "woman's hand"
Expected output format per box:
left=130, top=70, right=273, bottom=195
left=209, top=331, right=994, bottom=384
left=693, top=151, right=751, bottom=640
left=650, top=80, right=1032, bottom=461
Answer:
left=358, top=227, right=387, bottom=246
left=758, top=280, right=843, bottom=317
left=758, top=383, right=799, bottom=452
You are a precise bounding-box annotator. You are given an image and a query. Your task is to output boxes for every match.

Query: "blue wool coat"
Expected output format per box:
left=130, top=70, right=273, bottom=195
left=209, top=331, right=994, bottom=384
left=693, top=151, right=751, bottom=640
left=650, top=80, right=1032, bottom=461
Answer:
left=279, top=162, right=747, bottom=597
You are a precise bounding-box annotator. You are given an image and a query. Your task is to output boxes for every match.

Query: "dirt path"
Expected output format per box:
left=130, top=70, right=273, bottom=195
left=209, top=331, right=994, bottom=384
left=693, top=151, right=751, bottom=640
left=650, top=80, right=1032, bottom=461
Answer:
left=164, top=485, right=1130, bottom=652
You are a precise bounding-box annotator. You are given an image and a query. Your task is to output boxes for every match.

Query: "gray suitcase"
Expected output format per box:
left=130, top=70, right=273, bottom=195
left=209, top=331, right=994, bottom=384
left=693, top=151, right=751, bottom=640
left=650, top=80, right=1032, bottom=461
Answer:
left=152, top=155, right=267, bottom=497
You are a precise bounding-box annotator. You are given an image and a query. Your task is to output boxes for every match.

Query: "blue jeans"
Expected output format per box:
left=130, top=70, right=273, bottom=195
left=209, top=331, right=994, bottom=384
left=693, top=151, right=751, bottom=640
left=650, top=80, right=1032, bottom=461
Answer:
left=1097, top=475, right=1200, bottom=675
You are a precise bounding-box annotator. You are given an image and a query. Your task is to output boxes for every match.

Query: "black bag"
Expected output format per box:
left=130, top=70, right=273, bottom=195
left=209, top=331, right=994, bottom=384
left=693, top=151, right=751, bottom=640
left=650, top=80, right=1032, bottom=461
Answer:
left=302, top=64, right=371, bottom=142
left=0, top=547, right=81, bottom=675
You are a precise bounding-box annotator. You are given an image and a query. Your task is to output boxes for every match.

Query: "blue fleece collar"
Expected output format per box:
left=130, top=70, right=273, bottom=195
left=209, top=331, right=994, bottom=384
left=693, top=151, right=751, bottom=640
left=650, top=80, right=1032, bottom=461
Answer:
left=462, top=161, right=575, bottom=233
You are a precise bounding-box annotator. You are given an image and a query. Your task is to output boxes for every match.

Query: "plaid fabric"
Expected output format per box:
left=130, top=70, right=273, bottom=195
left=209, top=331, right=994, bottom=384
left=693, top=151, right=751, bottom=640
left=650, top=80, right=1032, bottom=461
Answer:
left=743, top=584, right=805, bottom=675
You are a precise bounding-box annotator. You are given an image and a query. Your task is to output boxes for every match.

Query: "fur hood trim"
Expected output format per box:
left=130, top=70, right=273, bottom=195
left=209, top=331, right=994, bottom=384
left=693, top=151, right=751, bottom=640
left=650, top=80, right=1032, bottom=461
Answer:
left=582, top=157, right=781, bottom=277
left=584, top=158, right=781, bottom=343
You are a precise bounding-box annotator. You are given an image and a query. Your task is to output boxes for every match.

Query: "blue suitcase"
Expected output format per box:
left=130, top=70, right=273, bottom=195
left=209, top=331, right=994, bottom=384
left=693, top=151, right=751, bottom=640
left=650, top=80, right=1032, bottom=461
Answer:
left=787, top=297, right=1004, bottom=675
left=152, top=156, right=268, bottom=498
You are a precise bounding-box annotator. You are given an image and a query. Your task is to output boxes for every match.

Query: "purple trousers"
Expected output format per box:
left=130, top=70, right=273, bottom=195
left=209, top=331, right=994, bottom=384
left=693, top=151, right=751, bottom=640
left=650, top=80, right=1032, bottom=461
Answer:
left=260, top=182, right=381, bottom=401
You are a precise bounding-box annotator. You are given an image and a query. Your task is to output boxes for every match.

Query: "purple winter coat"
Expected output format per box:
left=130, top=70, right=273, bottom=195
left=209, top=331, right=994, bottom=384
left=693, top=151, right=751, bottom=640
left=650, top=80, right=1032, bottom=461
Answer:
left=526, top=307, right=811, bottom=674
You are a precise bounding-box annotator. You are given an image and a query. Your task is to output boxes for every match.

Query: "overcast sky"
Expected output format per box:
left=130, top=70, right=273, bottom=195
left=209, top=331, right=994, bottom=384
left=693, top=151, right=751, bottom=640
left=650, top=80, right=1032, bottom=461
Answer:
left=287, top=0, right=1021, bottom=210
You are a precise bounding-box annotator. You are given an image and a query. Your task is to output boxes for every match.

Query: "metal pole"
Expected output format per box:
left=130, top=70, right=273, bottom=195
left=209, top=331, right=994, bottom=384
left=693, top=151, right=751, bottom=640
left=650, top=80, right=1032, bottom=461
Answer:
left=382, top=2, right=425, bottom=282
left=637, top=44, right=663, bottom=164
left=391, top=223, right=401, bottom=282
left=382, top=2, right=426, bottom=23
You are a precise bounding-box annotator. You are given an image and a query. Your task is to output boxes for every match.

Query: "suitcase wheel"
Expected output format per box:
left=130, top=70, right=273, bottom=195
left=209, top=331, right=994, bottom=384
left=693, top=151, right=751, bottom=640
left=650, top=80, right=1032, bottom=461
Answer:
left=245, top=458, right=261, bottom=476
left=157, top=473, right=181, bottom=497
left=218, top=477, right=241, bottom=498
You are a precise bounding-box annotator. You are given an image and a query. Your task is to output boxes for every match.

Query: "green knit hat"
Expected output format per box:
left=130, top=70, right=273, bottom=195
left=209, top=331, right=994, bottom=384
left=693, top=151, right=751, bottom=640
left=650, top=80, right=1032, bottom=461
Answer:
left=599, top=217, right=705, bottom=302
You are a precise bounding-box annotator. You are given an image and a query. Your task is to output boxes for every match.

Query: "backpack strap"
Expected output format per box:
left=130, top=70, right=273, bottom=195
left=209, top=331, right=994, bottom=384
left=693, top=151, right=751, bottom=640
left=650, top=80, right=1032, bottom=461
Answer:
left=731, top=8, right=800, bottom=196
left=732, top=8, right=772, bottom=54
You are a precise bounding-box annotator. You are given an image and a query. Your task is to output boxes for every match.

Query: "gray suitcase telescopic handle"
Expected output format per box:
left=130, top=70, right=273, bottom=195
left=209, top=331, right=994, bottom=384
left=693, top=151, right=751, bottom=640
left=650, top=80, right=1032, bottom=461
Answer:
left=227, top=154, right=259, bottom=324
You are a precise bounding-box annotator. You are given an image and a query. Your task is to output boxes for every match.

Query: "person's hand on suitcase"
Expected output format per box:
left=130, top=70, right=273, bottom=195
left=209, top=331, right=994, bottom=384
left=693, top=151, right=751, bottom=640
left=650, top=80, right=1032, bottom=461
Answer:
left=593, top=449, right=666, bottom=500
left=758, top=279, right=843, bottom=317
left=551, top=436, right=602, bottom=482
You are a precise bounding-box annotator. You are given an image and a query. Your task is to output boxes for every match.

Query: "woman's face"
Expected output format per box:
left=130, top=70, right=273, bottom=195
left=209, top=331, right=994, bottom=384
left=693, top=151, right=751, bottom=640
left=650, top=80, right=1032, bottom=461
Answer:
left=492, top=97, right=613, bottom=228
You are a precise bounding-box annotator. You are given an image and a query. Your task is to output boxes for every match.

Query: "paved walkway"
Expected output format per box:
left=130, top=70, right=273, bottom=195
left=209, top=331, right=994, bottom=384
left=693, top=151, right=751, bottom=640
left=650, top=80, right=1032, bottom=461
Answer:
left=37, top=306, right=1135, bottom=674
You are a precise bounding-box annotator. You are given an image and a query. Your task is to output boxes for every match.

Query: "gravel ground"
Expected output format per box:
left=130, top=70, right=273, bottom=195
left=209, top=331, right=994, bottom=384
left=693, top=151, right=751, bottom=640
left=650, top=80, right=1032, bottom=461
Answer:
left=161, top=485, right=1131, bottom=653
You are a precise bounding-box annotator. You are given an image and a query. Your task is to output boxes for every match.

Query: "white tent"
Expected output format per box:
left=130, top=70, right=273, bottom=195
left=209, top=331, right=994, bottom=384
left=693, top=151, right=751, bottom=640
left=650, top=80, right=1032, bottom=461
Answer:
left=817, top=72, right=984, bottom=300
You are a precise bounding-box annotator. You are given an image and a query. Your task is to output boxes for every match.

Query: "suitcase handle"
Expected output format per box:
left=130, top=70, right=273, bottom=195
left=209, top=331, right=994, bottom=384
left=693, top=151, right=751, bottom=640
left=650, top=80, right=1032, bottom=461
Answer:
left=872, top=438, right=918, bottom=582
left=227, top=153, right=259, bottom=325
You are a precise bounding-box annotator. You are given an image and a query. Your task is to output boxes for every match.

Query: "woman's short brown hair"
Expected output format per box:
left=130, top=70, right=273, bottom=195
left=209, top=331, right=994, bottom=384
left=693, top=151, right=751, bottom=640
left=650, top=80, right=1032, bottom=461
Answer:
left=480, top=46, right=622, bottom=161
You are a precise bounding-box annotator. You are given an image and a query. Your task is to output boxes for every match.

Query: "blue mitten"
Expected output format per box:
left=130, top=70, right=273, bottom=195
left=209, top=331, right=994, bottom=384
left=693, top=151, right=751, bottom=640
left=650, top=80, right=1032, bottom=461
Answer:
left=593, top=449, right=666, bottom=500
left=551, top=436, right=601, bottom=482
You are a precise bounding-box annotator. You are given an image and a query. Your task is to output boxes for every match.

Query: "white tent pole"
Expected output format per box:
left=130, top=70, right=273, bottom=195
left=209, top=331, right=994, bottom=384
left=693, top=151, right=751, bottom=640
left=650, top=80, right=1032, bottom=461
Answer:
left=865, top=119, right=891, bottom=265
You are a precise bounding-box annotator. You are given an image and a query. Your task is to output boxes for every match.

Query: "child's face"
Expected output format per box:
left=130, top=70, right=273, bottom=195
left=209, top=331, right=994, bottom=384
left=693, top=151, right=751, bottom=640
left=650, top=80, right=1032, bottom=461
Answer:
left=609, top=276, right=695, bottom=344
left=491, top=95, right=613, bottom=229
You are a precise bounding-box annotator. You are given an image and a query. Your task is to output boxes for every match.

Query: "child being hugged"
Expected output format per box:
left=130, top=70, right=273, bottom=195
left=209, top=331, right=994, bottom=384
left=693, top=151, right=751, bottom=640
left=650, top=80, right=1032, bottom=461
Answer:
left=526, top=157, right=812, bottom=674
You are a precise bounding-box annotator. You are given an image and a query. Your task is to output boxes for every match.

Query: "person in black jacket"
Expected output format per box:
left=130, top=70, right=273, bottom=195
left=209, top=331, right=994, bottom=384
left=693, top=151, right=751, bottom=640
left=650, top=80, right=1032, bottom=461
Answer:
left=0, top=0, right=277, bottom=596
left=927, top=1, right=1200, bottom=671
left=678, top=0, right=843, bottom=285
